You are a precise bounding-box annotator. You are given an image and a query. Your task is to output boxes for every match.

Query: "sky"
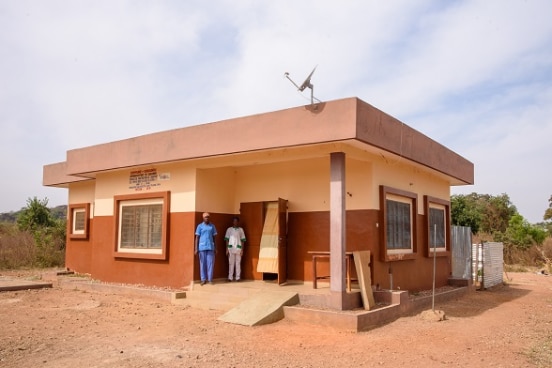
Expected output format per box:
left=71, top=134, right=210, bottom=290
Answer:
left=1, top=0, right=551, bottom=223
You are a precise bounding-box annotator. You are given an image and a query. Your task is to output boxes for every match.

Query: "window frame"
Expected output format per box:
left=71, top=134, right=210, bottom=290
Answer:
left=113, top=191, right=170, bottom=260
left=379, top=186, right=417, bottom=261
left=424, top=195, right=451, bottom=257
left=68, top=203, right=90, bottom=240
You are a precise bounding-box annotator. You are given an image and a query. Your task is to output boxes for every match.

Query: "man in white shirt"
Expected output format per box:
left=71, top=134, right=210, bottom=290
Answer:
left=225, top=216, right=246, bottom=282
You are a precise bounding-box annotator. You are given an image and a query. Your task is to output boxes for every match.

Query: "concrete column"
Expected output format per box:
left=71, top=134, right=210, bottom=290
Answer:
left=330, top=152, right=346, bottom=307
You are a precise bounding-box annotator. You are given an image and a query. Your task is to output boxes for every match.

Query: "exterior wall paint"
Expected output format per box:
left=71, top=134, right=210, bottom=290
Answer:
left=234, top=157, right=330, bottom=212
left=93, top=163, right=197, bottom=216
left=372, top=155, right=450, bottom=212
left=287, top=210, right=451, bottom=291
left=68, top=180, right=95, bottom=207
left=65, top=180, right=95, bottom=273
left=196, top=167, right=236, bottom=214
left=88, top=212, right=196, bottom=288
left=65, top=219, right=94, bottom=274
left=228, top=156, right=372, bottom=213
left=68, top=180, right=96, bottom=219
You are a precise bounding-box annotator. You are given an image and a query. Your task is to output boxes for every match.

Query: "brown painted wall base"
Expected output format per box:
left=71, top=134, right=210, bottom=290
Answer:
left=64, top=208, right=453, bottom=292
left=287, top=210, right=452, bottom=292
left=65, top=220, right=94, bottom=274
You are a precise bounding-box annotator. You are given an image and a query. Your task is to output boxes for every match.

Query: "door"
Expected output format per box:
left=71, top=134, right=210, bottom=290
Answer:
left=239, top=202, right=264, bottom=281
left=277, top=198, right=288, bottom=285
left=240, top=199, right=288, bottom=284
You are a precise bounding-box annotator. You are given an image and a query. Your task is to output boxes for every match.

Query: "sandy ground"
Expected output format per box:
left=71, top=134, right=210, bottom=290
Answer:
left=1, top=271, right=551, bottom=368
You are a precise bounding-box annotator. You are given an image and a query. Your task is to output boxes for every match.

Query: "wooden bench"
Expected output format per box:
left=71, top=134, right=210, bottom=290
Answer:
left=308, top=251, right=355, bottom=292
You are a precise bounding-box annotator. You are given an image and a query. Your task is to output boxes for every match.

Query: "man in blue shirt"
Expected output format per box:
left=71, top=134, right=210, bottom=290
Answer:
left=195, top=212, right=217, bottom=285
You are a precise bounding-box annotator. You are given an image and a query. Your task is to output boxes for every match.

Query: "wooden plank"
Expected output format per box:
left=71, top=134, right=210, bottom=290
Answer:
left=353, top=250, right=375, bottom=310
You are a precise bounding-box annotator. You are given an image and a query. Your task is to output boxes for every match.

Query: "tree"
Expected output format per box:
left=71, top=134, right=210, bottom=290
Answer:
left=503, top=214, right=547, bottom=250
left=479, top=193, right=518, bottom=234
left=451, top=194, right=481, bottom=233
left=544, top=195, right=552, bottom=221
left=15, top=197, right=66, bottom=267
left=451, top=192, right=517, bottom=235
left=17, top=197, right=56, bottom=231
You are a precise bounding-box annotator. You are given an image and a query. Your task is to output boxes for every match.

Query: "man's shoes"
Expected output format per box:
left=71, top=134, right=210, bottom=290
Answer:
left=235, top=279, right=241, bottom=282
left=228, top=279, right=233, bottom=282
left=208, top=281, right=214, bottom=285
left=200, top=281, right=206, bottom=286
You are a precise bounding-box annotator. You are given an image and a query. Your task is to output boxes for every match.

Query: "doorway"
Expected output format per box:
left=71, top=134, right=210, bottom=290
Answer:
left=239, top=199, right=288, bottom=284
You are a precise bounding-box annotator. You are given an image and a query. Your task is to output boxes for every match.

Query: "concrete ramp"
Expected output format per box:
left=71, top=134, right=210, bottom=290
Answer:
left=218, top=291, right=299, bottom=326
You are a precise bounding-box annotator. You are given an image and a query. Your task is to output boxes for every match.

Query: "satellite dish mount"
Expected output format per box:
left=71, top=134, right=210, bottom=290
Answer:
left=284, top=66, right=321, bottom=105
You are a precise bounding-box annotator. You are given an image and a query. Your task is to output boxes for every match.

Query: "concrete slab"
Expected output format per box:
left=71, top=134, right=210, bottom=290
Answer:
left=0, top=277, right=53, bottom=292
left=218, top=291, right=299, bottom=326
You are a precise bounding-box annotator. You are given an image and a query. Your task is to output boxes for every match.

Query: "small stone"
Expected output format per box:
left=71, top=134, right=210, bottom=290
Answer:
left=420, top=309, right=446, bottom=321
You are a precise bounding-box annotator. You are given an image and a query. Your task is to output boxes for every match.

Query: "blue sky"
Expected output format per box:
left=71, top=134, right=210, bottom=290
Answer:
left=1, top=0, right=551, bottom=223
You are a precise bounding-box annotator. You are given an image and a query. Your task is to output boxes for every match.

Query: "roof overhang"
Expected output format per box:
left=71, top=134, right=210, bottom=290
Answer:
left=43, top=97, right=474, bottom=187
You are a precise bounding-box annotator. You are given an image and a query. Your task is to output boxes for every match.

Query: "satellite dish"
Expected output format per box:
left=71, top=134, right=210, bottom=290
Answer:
left=298, top=66, right=317, bottom=92
left=284, top=66, right=321, bottom=105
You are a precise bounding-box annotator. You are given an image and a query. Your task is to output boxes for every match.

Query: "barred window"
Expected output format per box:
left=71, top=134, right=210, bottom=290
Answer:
left=386, top=195, right=413, bottom=253
left=424, top=196, right=450, bottom=255
left=69, top=203, right=90, bottom=240
left=73, top=208, right=86, bottom=234
left=429, top=206, right=446, bottom=249
left=120, top=203, right=162, bottom=249
left=114, top=192, right=169, bottom=259
left=380, top=186, right=418, bottom=261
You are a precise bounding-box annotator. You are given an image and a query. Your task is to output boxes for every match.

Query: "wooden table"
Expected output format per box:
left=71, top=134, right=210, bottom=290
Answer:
left=308, top=251, right=354, bottom=291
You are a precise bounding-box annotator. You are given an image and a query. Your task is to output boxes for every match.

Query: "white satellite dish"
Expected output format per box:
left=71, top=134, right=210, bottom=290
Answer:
left=284, top=66, right=321, bottom=105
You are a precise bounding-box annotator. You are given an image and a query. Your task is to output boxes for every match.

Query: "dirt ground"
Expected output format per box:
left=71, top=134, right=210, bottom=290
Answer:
left=1, top=271, right=551, bottom=368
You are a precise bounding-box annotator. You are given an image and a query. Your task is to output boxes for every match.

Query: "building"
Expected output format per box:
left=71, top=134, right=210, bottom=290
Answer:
left=43, top=97, right=473, bottom=310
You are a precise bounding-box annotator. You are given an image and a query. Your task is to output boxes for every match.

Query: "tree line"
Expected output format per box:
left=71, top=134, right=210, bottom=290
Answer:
left=451, top=192, right=551, bottom=267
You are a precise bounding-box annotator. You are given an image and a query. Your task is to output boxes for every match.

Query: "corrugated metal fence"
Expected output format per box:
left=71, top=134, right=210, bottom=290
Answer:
left=451, top=226, right=472, bottom=279
left=472, top=242, right=504, bottom=289
left=451, top=226, right=504, bottom=288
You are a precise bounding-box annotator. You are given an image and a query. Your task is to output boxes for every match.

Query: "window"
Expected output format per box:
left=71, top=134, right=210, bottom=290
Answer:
left=119, top=201, right=162, bottom=249
left=424, top=196, right=450, bottom=256
left=68, top=203, right=90, bottom=240
left=380, top=186, right=417, bottom=261
left=114, top=191, right=170, bottom=260
left=73, top=209, right=86, bottom=234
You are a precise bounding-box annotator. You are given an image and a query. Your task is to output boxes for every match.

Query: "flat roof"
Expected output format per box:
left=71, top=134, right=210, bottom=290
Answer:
left=43, top=97, right=473, bottom=187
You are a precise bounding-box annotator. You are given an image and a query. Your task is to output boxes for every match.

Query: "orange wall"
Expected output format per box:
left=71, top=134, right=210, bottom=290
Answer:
left=65, top=206, right=451, bottom=291
left=65, top=219, right=94, bottom=274
left=66, top=180, right=95, bottom=274
left=287, top=210, right=451, bottom=291
left=70, top=212, right=236, bottom=287
left=85, top=213, right=195, bottom=288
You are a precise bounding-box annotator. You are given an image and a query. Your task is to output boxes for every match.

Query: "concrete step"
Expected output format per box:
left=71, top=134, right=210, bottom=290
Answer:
left=218, top=291, right=299, bottom=326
